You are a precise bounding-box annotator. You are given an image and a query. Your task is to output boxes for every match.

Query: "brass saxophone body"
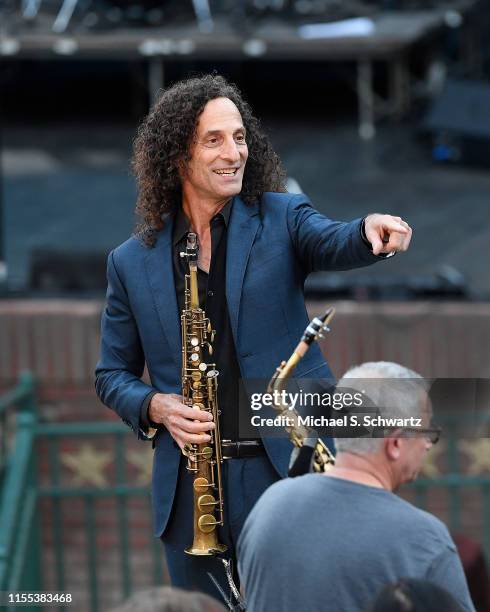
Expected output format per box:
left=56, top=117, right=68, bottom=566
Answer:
left=266, top=308, right=336, bottom=474
left=181, top=233, right=227, bottom=556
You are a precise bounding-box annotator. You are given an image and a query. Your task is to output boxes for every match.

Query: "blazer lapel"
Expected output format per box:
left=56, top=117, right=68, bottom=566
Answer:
left=226, top=196, right=261, bottom=343
left=144, top=217, right=182, bottom=370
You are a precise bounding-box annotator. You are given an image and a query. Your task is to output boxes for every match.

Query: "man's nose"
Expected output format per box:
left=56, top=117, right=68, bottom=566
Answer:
left=220, top=137, right=241, bottom=162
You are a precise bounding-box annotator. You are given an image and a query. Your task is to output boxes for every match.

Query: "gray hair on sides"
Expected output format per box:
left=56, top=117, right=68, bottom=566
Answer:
left=334, top=361, right=428, bottom=455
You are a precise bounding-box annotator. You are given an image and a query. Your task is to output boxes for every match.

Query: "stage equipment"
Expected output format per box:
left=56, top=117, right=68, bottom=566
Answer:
left=424, top=78, right=490, bottom=167
left=305, top=269, right=468, bottom=300
left=29, top=249, right=107, bottom=292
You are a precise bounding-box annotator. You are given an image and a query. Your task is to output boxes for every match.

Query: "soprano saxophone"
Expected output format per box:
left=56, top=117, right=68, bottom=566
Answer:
left=181, top=233, right=227, bottom=556
left=267, top=308, right=336, bottom=474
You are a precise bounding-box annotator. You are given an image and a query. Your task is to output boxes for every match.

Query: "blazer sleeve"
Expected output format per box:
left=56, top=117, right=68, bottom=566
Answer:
left=95, top=250, right=156, bottom=440
left=286, top=194, right=382, bottom=274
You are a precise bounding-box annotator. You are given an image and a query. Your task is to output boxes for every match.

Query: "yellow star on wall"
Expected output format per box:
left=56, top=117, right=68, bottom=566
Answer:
left=459, top=440, right=490, bottom=474
left=128, top=447, right=154, bottom=484
left=420, top=442, right=446, bottom=478
left=61, top=443, right=112, bottom=487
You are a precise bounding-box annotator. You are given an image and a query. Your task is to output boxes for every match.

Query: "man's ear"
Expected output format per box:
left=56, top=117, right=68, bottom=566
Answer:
left=385, top=436, right=401, bottom=461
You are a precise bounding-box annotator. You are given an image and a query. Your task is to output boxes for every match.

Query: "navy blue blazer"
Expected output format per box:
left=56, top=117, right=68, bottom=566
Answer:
left=95, top=192, right=382, bottom=536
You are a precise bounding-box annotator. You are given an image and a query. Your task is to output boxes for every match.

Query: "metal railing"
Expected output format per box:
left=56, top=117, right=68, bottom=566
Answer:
left=35, top=421, right=165, bottom=612
left=410, top=412, right=490, bottom=561
left=0, top=375, right=489, bottom=610
left=0, top=376, right=167, bottom=612
left=0, top=372, right=36, bottom=474
left=0, top=372, right=41, bottom=606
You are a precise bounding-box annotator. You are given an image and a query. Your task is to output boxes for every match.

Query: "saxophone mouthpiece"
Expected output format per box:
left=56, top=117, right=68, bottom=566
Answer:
left=301, top=307, right=336, bottom=345
left=181, top=232, right=198, bottom=263
left=321, top=307, right=335, bottom=326
left=187, top=232, right=198, bottom=249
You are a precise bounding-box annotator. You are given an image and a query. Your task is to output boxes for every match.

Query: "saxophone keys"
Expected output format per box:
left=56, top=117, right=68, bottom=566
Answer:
left=201, top=446, right=213, bottom=460
left=191, top=371, right=202, bottom=382
left=198, top=513, right=218, bottom=534
left=199, top=363, right=207, bottom=372
left=190, top=337, right=199, bottom=347
left=190, top=353, right=200, bottom=363
left=207, top=343, right=213, bottom=355
left=198, top=494, right=218, bottom=513
left=193, top=476, right=210, bottom=493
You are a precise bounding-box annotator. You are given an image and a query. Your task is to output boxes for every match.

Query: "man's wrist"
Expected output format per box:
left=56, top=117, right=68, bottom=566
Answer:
left=360, top=217, right=371, bottom=248
left=140, top=391, right=159, bottom=430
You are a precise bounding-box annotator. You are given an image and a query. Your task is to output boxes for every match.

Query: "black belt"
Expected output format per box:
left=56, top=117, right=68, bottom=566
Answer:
left=221, top=439, right=265, bottom=459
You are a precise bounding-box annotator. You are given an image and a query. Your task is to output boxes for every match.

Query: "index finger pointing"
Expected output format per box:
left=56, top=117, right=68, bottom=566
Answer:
left=383, top=219, right=409, bottom=234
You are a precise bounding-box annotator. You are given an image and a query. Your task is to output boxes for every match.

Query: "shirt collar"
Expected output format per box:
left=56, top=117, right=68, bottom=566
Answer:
left=172, top=199, right=233, bottom=246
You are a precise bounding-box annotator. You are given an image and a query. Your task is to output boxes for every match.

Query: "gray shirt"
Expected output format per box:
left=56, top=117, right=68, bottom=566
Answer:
left=238, top=474, right=475, bottom=612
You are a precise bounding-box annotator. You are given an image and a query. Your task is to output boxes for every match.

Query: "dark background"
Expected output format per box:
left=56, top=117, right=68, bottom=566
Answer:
left=1, top=0, right=490, bottom=298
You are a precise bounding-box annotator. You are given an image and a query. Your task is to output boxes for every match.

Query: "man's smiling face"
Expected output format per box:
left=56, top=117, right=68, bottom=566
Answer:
left=181, top=97, right=249, bottom=205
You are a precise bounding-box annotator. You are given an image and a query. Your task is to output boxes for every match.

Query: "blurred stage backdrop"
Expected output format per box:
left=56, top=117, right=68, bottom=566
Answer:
left=1, top=1, right=490, bottom=610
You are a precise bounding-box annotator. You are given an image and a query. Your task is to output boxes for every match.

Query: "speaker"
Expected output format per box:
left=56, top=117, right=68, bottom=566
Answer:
left=305, top=267, right=468, bottom=301
left=29, top=249, right=108, bottom=292
left=424, top=78, right=490, bottom=166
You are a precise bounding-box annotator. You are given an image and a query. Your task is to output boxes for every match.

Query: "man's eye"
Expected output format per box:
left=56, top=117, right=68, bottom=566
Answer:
left=203, top=136, right=222, bottom=148
left=235, top=134, right=246, bottom=143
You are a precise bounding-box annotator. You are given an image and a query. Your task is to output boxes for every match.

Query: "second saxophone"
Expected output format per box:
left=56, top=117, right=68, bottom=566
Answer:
left=267, top=308, right=336, bottom=475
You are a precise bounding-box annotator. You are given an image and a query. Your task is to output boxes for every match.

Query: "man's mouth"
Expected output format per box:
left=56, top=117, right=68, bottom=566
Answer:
left=213, top=168, right=239, bottom=176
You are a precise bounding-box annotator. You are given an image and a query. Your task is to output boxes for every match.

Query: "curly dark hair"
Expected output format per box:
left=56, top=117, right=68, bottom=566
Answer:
left=132, top=74, right=286, bottom=246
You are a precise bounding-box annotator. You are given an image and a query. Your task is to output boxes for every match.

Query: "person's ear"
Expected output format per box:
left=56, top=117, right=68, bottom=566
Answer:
left=385, top=436, right=401, bottom=460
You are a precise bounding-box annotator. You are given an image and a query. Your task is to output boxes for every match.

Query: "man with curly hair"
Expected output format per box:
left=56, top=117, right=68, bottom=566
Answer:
left=95, top=74, right=412, bottom=600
